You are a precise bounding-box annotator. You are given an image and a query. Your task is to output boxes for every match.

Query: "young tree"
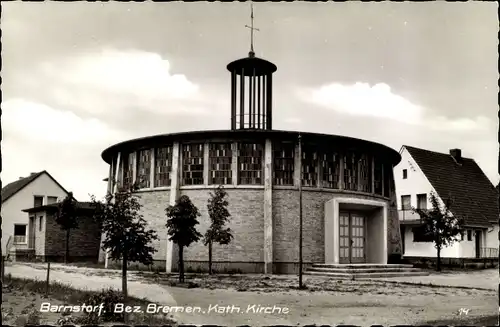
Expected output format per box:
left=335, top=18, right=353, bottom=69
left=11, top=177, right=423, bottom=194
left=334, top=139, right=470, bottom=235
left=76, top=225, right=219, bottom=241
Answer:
left=204, top=186, right=233, bottom=274
left=91, top=184, right=158, bottom=299
left=166, top=195, right=202, bottom=283
left=412, top=192, right=463, bottom=271
left=55, top=192, right=78, bottom=264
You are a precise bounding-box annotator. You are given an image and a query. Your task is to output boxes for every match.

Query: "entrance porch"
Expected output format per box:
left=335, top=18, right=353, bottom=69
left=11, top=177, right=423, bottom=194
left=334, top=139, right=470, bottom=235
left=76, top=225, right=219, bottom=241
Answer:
left=325, top=198, right=388, bottom=264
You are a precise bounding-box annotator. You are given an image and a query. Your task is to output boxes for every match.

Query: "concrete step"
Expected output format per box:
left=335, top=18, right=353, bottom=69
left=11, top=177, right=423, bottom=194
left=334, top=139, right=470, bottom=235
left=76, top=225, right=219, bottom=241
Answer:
left=307, top=267, right=424, bottom=273
left=304, top=270, right=430, bottom=279
left=311, top=263, right=414, bottom=269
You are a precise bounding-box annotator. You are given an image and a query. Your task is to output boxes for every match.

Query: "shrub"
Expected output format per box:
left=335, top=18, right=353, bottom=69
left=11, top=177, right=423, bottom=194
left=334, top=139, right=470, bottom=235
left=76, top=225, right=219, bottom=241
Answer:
left=84, top=288, right=125, bottom=322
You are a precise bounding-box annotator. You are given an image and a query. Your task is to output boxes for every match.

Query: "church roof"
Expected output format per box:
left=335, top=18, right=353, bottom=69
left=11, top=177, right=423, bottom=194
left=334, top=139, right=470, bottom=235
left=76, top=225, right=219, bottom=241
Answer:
left=404, top=145, right=498, bottom=227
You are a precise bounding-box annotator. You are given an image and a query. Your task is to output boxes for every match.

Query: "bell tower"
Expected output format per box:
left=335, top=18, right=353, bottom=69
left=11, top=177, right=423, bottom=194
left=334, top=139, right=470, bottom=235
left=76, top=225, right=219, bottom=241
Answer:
left=227, top=3, right=277, bottom=130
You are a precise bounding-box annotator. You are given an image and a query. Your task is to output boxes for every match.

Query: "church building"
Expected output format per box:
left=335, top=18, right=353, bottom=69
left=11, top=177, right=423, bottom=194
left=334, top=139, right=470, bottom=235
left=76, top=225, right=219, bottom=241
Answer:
left=98, top=13, right=403, bottom=274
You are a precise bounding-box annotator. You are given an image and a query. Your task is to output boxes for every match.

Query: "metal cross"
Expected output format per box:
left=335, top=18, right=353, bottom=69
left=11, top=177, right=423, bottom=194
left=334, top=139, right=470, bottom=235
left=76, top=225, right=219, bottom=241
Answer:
left=245, top=3, right=259, bottom=53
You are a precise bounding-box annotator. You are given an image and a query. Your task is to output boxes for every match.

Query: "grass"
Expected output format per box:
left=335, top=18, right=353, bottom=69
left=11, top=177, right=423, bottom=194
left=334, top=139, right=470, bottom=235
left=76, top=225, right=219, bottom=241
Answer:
left=2, top=273, right=177, bottom=325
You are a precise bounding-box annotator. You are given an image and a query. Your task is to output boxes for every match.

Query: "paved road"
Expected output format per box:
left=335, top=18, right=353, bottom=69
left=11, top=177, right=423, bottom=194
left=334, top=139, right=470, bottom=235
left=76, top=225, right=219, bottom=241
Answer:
left=4, top=263, right=497, bottom=326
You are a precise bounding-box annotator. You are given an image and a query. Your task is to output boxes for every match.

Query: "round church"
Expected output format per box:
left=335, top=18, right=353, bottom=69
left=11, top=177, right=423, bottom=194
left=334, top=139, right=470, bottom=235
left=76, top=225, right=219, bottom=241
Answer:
left=99, top=48, right=403, bottom=274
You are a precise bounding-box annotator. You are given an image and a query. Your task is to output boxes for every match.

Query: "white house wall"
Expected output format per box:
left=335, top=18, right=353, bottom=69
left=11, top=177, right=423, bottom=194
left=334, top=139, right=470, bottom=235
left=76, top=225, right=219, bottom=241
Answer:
left=403, top=227, right=460, bottom=258
left=1, top=173, right=68, bottom=253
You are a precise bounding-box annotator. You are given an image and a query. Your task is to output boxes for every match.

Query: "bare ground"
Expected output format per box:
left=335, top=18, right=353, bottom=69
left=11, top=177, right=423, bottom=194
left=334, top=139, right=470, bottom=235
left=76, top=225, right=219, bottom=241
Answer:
left=4, top=262, right=497, bottom=326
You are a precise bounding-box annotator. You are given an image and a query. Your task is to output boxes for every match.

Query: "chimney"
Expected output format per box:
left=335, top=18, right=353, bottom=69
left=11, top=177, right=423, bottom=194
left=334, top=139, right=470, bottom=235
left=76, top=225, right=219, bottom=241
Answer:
left=18, top=177, right=24, bottom=180
left=30, top=172, right=37, bottom=176
left=450, top=148, right=462, bottom=163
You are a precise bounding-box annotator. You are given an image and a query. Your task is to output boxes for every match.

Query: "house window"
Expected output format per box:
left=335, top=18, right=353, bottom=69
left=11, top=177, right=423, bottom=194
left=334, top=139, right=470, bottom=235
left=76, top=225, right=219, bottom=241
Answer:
left=416, top=194, right=427, bottom=209
left=34, top=196, right=43, bottom=207
left=122, top=152, right=134, bottom=190
left=302, top=144, right=318, bottom=187
left=39, top=216, right=43, bottom=232
left=47, top=196, right=58, bottom=205
left=273, top=142, right=295, bottom=186
left=412, top=226, right=433, bottom=243
left=374, top=160, right=383, bottom=195
left=343, top=152, right=358, bottom=191
left=182, top=143, right=204, bottom=185
left=358, top=154, right=372, bottom=193
left=467, top=230, right=472, bottom=241
left=136, top=149, right=151, bottom=189
left=403, top=169, right=408, bottom=179
left=209, top=143, right=232, bottom=185
left=13, top=224, right=27, bottom=244
left=154, top=146, right=173, bottom=187
left=237, top=142, right=264, bottom=185
left=401, top=195, right=411, bottom=210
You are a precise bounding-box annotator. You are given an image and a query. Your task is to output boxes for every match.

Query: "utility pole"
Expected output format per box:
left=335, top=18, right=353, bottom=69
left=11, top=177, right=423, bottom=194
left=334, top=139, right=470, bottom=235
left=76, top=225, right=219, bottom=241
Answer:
left=298, top=133, right=303, bottom=288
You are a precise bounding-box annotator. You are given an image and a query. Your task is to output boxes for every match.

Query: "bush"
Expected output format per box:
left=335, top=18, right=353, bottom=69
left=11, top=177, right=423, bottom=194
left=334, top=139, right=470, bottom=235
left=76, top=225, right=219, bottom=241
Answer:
left=84, top=288, right=125, bottom=323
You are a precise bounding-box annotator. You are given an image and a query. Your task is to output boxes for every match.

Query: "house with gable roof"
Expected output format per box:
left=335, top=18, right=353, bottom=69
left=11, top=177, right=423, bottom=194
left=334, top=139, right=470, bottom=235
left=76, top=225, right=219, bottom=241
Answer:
left=1, top=171, right=69, bottom=257
left=394, top=146, right=498, bottom=259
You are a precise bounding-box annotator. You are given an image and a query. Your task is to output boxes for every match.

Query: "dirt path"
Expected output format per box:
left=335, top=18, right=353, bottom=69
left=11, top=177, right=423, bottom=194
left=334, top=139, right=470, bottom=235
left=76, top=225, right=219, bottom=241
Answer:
left=5, top=263, right=497, bottom=326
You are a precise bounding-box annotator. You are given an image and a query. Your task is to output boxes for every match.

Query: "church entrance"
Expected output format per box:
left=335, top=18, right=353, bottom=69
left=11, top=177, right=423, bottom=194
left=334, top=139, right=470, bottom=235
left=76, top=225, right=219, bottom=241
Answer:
left=339, top=212, right=366, bottom=264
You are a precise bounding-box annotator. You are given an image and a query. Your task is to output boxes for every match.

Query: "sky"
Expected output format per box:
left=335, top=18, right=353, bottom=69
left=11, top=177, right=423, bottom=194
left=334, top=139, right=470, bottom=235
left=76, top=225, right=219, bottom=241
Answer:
left=2, top=2, right=498, bottom=201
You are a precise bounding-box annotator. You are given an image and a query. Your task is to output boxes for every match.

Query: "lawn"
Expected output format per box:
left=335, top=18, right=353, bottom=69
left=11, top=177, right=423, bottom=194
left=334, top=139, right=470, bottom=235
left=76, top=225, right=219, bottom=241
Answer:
left=1, top=274, right=177, bottom=326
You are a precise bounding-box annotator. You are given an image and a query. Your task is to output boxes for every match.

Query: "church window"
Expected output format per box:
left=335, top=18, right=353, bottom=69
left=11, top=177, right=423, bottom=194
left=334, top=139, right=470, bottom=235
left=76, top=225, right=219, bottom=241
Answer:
left=383, top=164, right=391, bottom=197
left=238, top=142, right=264, bottom=185
left=182, top=143, right=204, bottom=185
left=136, top=149, right=151, bottom=188
left=358, top=154, right=372, bottom=193
left=374, top=159, right=383, bottom=195
left=273, top=142, right=295, bottom=186
left=209, top=143, right=232, bottom=185
left=320, top=151, right=341, bottom=189
left=154, top=146, right=173, bottom=187
left=301, top=145, right=318, bottom=187
left=343, top=152, right=358, bottom=191
left=122, top=152, right=134, bottom=190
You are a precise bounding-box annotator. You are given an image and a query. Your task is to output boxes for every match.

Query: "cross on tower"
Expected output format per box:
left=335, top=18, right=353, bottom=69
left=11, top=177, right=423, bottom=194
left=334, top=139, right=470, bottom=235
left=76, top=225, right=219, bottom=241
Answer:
left=245, top=2, right=259, bottom=56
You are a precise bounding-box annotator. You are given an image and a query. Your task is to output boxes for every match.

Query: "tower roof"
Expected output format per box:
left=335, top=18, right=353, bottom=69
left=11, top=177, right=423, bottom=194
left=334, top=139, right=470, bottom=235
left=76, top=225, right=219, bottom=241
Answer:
left=226, top=56, right=277, bottom=76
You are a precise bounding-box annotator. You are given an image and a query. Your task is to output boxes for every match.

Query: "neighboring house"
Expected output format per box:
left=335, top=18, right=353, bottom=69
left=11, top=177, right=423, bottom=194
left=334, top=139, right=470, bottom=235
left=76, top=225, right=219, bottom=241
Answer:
left=21, top=202, right=101, bottom=263
left=1, top=171, right=69, bottom=257
left=395, top=146, right=499, bottom=259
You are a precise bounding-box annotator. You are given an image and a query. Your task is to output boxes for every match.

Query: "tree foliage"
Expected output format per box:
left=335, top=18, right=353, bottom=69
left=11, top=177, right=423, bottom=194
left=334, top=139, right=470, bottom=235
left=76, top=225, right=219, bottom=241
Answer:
left=91, top=183, right=158, bottom=298
left=55, top=192, right=79, bottom=263
left=204, top=186, right=233, bottom=274
left=165, top=195, right=202, bottom=283
left=412, top=191, right=463, bottom=271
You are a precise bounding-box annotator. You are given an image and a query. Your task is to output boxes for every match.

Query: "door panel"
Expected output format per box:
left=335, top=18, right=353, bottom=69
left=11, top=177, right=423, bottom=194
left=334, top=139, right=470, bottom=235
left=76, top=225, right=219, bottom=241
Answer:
left=338, top=212, right=366, bottom=264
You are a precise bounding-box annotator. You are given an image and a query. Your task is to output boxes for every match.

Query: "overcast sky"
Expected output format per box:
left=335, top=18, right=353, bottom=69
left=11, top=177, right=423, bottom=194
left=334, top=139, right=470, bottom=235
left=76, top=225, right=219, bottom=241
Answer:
left=2, top=2, right=498, bottom=200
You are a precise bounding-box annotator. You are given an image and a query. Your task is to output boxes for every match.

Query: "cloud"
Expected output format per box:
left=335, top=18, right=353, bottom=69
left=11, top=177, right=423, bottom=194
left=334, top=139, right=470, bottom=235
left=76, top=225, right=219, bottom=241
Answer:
left=299, top=82, right=423, bottom=123
left=2, top=99, right=125, bottom=145
left=298, top=82, right=491, bottom=132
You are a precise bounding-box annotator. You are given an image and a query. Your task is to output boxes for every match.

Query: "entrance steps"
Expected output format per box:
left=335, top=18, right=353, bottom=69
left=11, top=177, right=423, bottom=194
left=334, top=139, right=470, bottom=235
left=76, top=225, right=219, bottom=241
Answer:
left=305, top=263, right=429, bottom=279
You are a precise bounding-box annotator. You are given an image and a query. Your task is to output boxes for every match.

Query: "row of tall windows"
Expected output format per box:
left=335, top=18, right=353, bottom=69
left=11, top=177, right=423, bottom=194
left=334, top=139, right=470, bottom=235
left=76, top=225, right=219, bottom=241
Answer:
left=115, top=143, right=392, bottom=196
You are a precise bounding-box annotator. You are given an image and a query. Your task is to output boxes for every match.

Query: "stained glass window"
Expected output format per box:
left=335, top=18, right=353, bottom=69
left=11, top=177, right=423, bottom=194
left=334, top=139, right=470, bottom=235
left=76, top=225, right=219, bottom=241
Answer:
left=343, top=152, right=358, bottom=191
left=122, top=152, right=134, bottom=190
left=273, top=142, right=295, bottom=186
left=154, top=146, right=173, bottom=187
left=238, top=143, right=264, bottom=185
left=209, top=143, right=232, bottom=185
left=136, top=149, right=151, bottom=188
left=302, top=145, right=318, bottom=187
left=383, top=164, right=392, bottom=198
left=358, top=154, right=372, bottom=193
left=182, top=143, right=204, bottom=185
left=374, top=159, right=383, bottom=195
left=321, top=151, right=341, bottom=189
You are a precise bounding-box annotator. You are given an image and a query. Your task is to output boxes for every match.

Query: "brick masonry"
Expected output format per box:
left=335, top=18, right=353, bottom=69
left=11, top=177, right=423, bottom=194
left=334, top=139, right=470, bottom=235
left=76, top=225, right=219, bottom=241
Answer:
left=103, top=186, right=402, bottom=274
left=42, top=212, right=101, bottom=262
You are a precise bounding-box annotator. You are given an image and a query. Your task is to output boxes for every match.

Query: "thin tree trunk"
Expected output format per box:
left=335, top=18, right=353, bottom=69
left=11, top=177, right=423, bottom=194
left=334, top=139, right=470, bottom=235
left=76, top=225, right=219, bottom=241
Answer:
left=208, top=241, right=213, bottom=275
left=436, top=247, right=441, bottom=272
left=122, top=253, right=128, bottom=323
left=179, top=246, right=184, bottom=283
left=65, top=229, right=70, bottom=264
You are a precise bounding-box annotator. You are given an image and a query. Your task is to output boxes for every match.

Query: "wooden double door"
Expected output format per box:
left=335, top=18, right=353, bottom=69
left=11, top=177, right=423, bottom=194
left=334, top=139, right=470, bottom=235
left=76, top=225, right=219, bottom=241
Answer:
left=339, top=212, right=366, bottom=264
